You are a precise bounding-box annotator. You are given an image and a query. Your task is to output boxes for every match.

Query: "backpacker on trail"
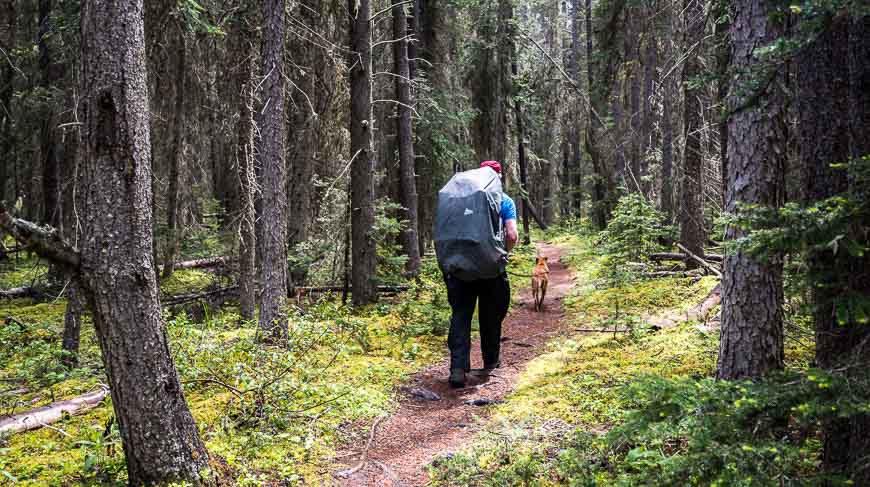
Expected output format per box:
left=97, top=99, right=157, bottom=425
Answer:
left=434, top=167, right=508, bottom=281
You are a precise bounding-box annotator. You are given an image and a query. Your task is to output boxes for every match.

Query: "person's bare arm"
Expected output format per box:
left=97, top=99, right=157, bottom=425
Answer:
left=505, top=219, right=518, bottom=253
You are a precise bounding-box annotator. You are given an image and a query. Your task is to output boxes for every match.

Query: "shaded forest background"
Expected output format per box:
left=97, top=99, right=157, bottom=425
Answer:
left=0, top=0, right=868, bottom=484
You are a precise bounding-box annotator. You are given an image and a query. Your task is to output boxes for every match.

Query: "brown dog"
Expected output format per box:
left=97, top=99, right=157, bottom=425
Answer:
left=531, top=255, right=550, bottom=311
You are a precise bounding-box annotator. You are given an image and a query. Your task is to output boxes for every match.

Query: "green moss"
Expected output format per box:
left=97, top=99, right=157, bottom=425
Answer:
left=159, top=269, right=216, bottom=295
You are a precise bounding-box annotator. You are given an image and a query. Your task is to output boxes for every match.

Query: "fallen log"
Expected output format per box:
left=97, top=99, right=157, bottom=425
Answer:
left=641, top=270, right=703, bottom=278
left=162, top=285, right=239, bottom=306
left=158, top=256, right=230, bottom=273
left=0, top=287, right=33, bottom=299
left=676, top=243, right=723, bottom=279
left=293, top=285, right=410, bottom=294
left=0, top=386, right=109, bottom=435
left=649, top=252, right=723, bottom=263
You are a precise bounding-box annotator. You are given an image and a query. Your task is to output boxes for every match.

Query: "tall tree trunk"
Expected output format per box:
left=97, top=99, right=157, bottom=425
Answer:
left=715, top=3, right=731, bottom=206
left=256, top=0, right=289, bottom=337
left=660, top=82, right=674, bottom=220
left=512, top=61, right=531, bottom=245
left=611, top=75, right=627, bottom=188
left=349, top=0, right=378, bottom=306
left=393, top=2, right=421, bottom=276
left=679, top=0, right=706, bottom=264
left=0, top=0, right=13, bottom=205
left=626, top=8, right=642, bottom=193
left=236, top=32, right=257, bottom=323
left=799, top=14, right=870, bottom=484
left=287, top=0, right=319, bottom=287
left=78, top=0, right=209, bottom=482
left=162, top=30, right=186, bottom=280
left=844, top=14, right=870, bottom=485
left=585, top=0, right=609, bottom=229
left=39, top=0, right=61, bottom=230
left=716, top=0, right=786, bottom=380
left=659, top=0, right=676, bottom=220
left=641, top=21, right=657, bottom=197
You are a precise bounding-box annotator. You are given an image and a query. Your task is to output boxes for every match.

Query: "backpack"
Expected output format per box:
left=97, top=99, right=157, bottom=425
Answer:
left=434, top=168, right=507, bottom=281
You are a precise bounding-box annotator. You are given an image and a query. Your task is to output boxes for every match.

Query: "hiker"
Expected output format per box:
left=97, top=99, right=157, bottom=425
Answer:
left=434, top=160, right=518, bottom=388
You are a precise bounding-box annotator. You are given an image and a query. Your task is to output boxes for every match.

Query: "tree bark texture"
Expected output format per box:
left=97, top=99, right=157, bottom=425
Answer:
left=393, top=3, right=422, bottom=276
left=287, top=0, right=320, bottom=287
left=625, top=8, right=642, bottom=193
left=641, top=20, right=657, bottom=197
left=349, top=0, right=378, bottom=306
left=679, top=0, right=706, bottom=265
left=716, top=0, right=786, bottom=380
left=236, top=29, right=257, bottom=323
left=61, top=278, right=84, bottom=368
left=661, top=77, right=674, bottom=220
left=585, top=0, right=610, bottom=229
left=0, top=0, right=13, bottom=204
left=715, top=5, right=731, bottom=206
left=799, top=14, right=870, bottom=484
left=78, top=0, right=209, bottom=482
left=162, top=30, right=186, bottom=280
left=39, top=0, right=62, bottom=230
left=256, top=0, right=289, bottom=336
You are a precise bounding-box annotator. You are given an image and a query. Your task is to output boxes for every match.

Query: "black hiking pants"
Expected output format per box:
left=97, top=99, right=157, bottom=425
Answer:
left=444, top=273, right=511, bottom=372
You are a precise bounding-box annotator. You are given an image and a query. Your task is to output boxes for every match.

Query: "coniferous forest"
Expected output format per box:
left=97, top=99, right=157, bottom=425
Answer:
left=0, top=0, right=868, bottom=485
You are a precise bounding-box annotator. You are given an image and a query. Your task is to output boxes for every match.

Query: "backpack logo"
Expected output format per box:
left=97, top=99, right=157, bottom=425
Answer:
left=464, top=208, right=474, bottom=216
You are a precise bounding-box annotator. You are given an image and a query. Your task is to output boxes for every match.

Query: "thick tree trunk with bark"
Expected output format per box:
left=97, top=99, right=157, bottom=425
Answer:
left=625, top=8, right=642, bottom=193
left=393, top=3, right=421, bottom=276
left=641, top=23, right=657, bottom=197
left=585, top=0, right=610, bottom=229
left=349, top=0, right=378, bottom=306
left=715, top=5, right=731, bottom=206
left=679, top=0, right=706, bottom=265
left=236, top=31, right=257, bottom=323
left=661, top=81, right=674, bottom=220
left=0, top=0, right=13, bottom=204
left=798, top=14, right=870, bottom=484
left=513, top=71, right=531, bottom=245
left=39, top=0, right=62, bottom=230
left=256, top=0, right=289, bottom=336
left=78, top=0, right=209, bottom=482
left=163, top=30, right=186, bottom=280
left=716, top=0, right=786, bottom=380
left=287, top=0, right=320, bottom=287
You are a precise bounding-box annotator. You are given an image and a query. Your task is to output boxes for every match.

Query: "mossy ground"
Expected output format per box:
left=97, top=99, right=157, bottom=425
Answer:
left=428, top=232, right=816, bottom=486
left=0, top=243, right=537, bottom=485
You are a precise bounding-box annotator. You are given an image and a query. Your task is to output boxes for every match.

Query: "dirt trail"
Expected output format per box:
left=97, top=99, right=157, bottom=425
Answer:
left=334, top=243, right=574, bottom=486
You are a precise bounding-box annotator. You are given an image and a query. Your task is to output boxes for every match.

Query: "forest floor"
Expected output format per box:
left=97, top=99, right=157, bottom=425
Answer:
left=1, top=231, right=757, bottom=486
left=335, top=242, right=575, bottom=486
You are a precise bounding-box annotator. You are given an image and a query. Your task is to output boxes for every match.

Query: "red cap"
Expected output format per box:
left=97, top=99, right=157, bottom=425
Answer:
left=480, top=160, right=502, bottom=174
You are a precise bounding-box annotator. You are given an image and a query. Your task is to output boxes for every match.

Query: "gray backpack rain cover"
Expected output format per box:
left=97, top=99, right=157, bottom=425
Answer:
left=434, top=168, right=507, bottom=281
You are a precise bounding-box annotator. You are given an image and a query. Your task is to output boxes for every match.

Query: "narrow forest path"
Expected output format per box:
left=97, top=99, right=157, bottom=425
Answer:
left=334, top=242, right=575, bottom=486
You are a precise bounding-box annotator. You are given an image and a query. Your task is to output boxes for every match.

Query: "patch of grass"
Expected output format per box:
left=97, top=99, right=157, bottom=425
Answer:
left=429, top=231, right=823, bottom=486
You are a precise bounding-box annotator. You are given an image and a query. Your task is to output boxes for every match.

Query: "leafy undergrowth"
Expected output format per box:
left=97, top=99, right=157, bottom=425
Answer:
left=428, top=230, right=845, bottom=487
left=0, top=244, right=537, bottom=485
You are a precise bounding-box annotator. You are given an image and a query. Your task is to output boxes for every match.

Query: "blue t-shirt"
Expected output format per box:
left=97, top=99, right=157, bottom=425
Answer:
left=500, top=194, right=517, bottom=223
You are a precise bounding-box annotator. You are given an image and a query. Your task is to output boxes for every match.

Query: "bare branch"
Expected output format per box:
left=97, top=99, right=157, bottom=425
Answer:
left=369, top=0, right=414, bottom=21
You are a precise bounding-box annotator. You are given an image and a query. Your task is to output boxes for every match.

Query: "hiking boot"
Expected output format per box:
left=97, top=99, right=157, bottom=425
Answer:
left=481, top=361, right=501, bottom=373
left=449, top=368, right=466, bottom=388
